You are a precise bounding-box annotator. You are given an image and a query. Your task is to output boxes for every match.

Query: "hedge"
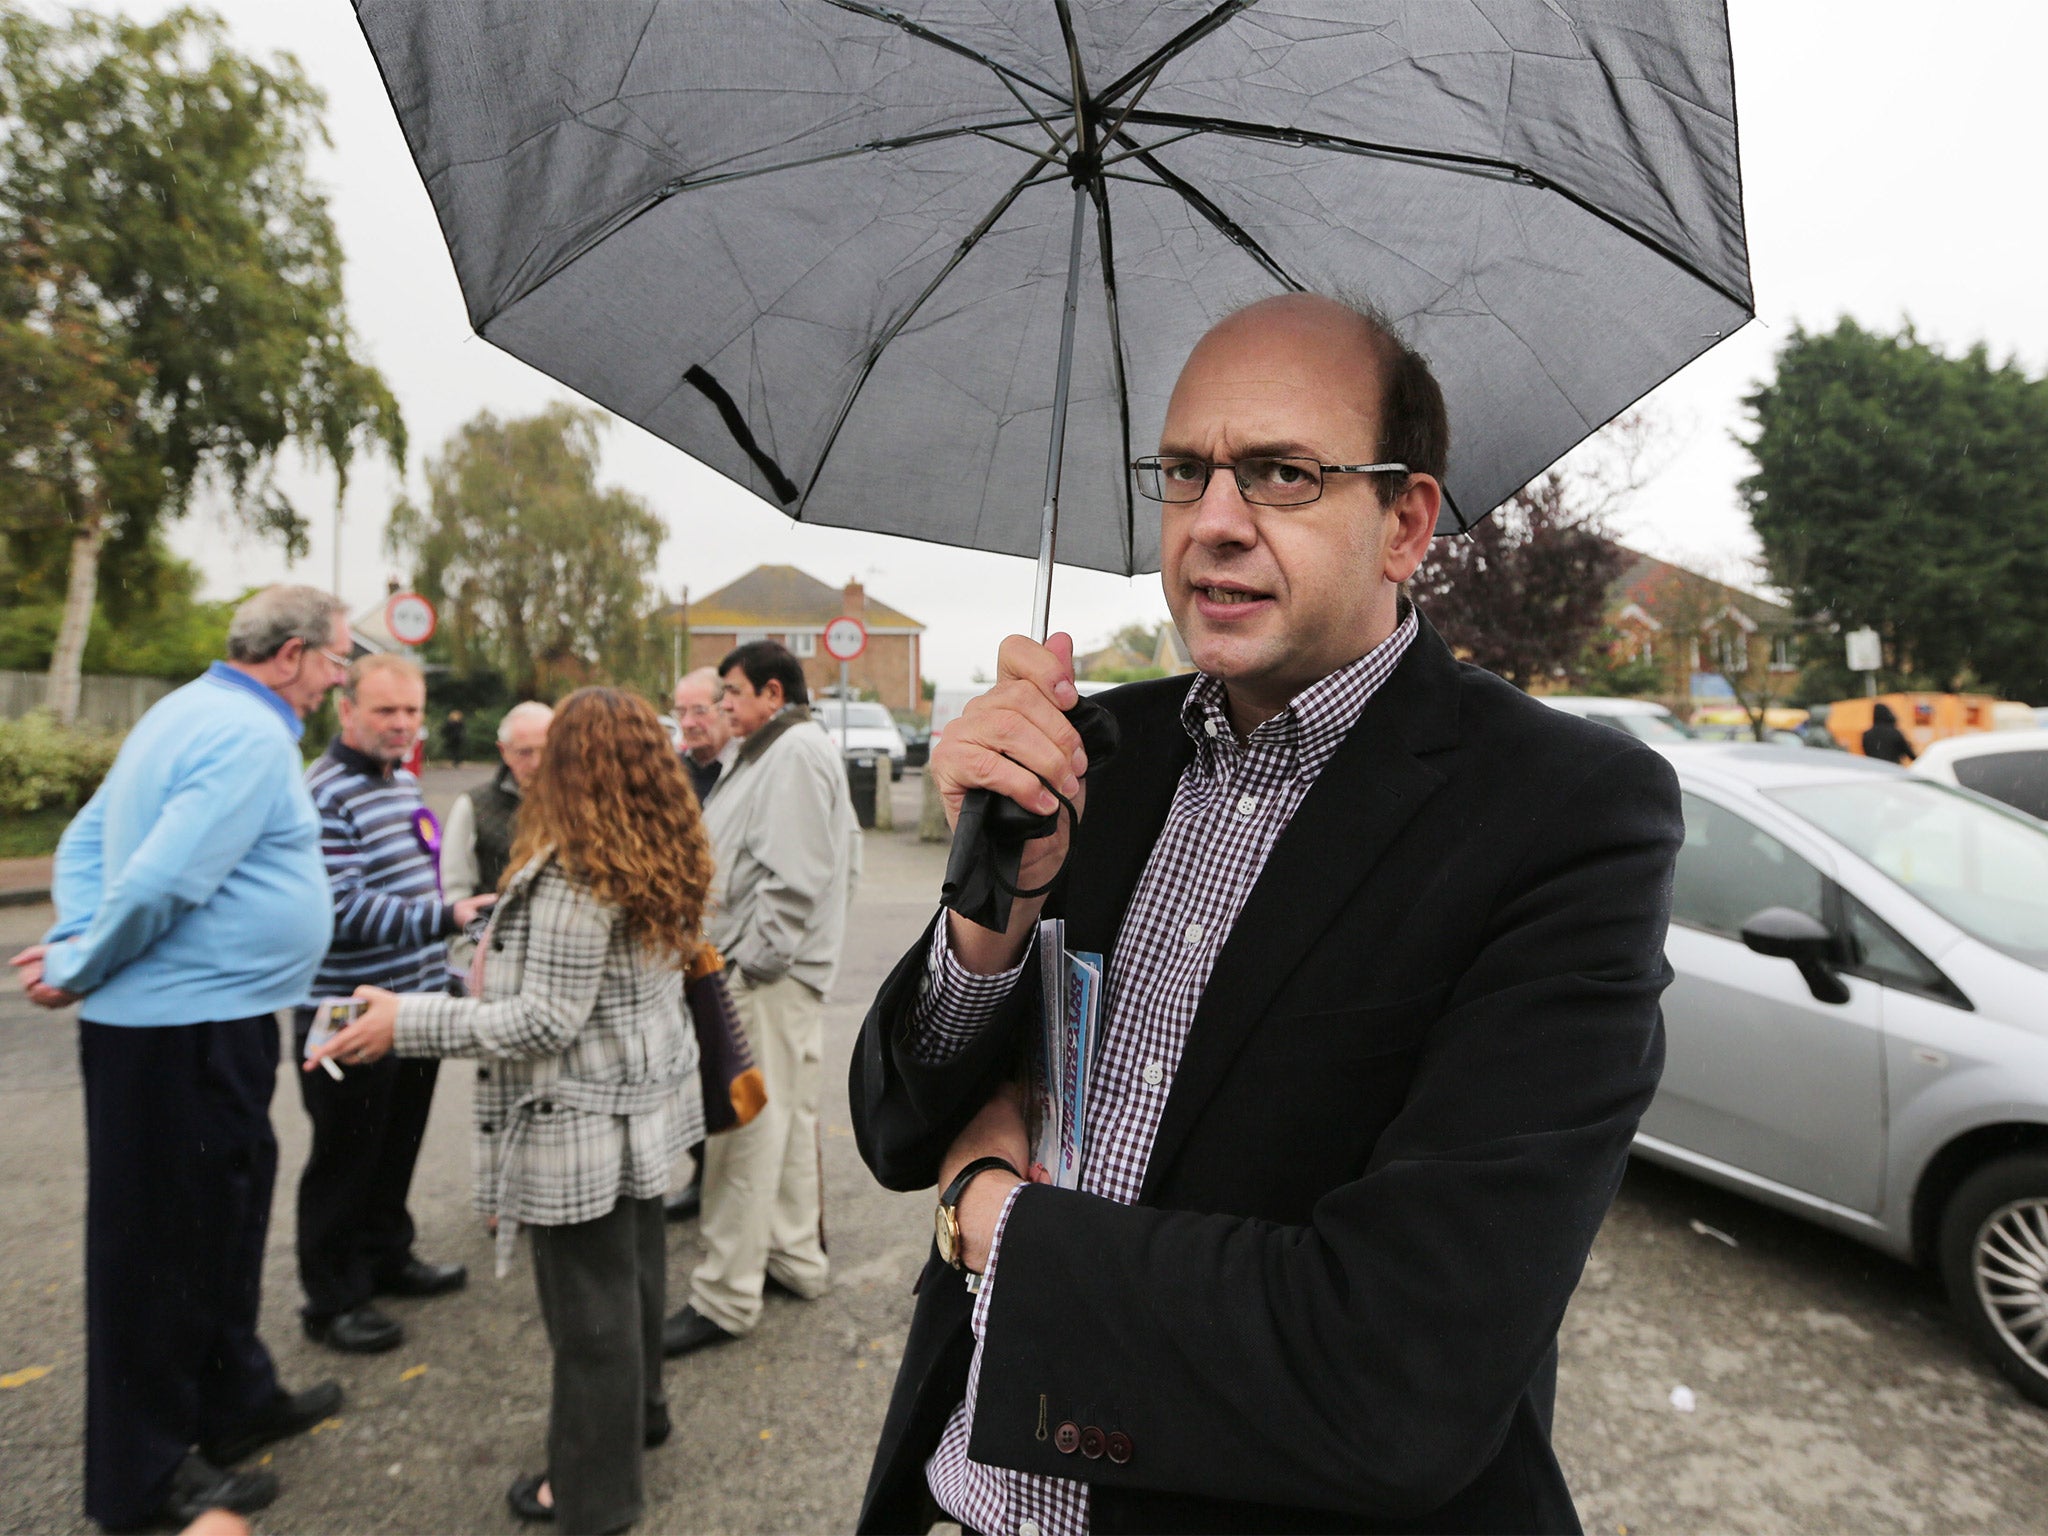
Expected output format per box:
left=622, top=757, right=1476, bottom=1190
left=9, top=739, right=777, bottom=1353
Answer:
left=0, top=712, right=123, bottom=816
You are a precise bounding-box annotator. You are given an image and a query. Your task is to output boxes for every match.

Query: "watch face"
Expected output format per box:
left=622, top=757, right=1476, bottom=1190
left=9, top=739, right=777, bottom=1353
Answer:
left=934, top=1202, right=957, bottom=1265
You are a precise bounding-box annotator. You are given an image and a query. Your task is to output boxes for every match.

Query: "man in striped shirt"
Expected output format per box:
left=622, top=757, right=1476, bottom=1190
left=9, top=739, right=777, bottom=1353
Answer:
left=296, top=653, right=496, bottom=1353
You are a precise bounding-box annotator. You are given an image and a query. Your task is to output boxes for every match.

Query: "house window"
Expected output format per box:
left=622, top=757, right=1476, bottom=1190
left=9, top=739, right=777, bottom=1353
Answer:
left=787, top=632, right=816, bottom=658
left=1770, top=635, right=1795, bottom=671
left=736, top=629, right=769, bottom=645
left=1715, top=630, right=1746, bottom=675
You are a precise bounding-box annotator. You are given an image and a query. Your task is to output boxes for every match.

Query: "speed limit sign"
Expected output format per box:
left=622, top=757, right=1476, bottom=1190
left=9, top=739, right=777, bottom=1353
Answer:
left=821, top=615, right=867, bottom=662
left=385, top=591, right=437, bottom=647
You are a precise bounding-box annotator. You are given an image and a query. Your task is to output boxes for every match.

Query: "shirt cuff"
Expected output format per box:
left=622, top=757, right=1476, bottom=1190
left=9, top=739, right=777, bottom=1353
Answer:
left=38, top=938, right=86, bottom=994
left=903, top=916, right=1032, bottom=1065
left=969, top=1178, right=1030, bottom=1342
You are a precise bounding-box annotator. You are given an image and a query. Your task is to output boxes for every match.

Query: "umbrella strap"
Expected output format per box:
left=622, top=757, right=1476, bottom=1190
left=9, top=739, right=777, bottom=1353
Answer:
left=985, top=764, right=1082, bottom=901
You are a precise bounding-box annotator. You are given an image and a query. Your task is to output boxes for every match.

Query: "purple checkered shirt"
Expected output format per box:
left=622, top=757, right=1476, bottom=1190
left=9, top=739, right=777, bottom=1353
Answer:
left=907, top=608, right=1418, bottom=1536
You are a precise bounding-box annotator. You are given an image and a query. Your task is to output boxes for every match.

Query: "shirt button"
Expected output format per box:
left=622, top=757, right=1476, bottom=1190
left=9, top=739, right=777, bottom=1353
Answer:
left=1142, top=1061, right=1164, bottom=1087
left=1020, top=1522, right=1043, bottom=1536
left=1203, top=718, right=1219, bottom=738
left=1184, top=921, right=1204, bottom=947
left=1236, top=793, right=1258, bottom=817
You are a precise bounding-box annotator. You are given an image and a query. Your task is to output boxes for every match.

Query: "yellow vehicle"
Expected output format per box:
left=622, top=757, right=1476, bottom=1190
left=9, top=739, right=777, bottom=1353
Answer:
left=1826, top=693, right=2001, bottom=756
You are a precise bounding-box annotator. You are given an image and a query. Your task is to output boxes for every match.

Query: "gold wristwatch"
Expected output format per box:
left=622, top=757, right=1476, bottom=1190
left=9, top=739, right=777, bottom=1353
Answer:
left=934, top=1156, right=1021, bottom=1270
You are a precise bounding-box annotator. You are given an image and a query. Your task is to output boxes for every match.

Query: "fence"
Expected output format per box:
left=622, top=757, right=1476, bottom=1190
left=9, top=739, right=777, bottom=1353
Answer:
left=0, top=670, right=179, bottom=734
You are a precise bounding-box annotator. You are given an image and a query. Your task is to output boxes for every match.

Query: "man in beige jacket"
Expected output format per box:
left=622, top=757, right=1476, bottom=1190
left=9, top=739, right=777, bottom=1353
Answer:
left=665, top=640, right=859, bottom=1354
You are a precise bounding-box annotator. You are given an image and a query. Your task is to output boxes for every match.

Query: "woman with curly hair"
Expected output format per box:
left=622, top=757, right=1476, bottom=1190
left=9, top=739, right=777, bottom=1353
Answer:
left=309, top=686, right=714, bottom=1534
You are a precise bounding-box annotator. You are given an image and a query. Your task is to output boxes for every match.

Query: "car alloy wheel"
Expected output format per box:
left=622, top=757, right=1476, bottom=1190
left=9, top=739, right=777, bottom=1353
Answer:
left=1938, top=1152, right=2048, bottom=1406
left=1974, top=1198, right=2048, bottom=1384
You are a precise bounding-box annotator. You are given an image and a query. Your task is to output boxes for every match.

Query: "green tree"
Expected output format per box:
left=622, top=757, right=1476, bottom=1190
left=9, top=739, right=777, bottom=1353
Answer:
left=0, top=6, right=403, bottom=722
left=386, top=405, right=670, bottom=699
left=1741, top=318, right=2048, bottom=702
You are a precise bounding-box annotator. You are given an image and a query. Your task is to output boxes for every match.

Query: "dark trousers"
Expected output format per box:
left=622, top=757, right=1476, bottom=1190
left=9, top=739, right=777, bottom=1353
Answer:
left=292, top=1007, right=441, bottom=1317
left=79, top=1017, right=283, bottom=1529
left=529, top=1195, right=668, bottom=1535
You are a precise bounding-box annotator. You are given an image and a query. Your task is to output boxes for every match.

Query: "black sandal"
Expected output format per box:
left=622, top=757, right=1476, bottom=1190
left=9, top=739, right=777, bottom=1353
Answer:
left=507, top=1471, right=553, bottom=1522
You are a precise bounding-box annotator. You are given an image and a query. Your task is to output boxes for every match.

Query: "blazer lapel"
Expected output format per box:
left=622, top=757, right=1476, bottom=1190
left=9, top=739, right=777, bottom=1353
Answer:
left=1059, top=686, right=1195, bottom=958
left=1140, top=621, right=1464, bottom=1201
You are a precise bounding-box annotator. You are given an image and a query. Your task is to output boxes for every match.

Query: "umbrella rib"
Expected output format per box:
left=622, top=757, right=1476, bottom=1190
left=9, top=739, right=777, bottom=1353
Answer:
left=1108, top=135, right=1302, bottom=292
left=1119, top=110, right=1753, bottom=314
left=1088, top=177, right=1139, bottom=573
left=478, top=118, right=1044, bottom=328
left=793, top=162, right=1055, bottom=515
left=997, top=71, right=1077, bottom=153
left=1096, top=0, right=1259, bottom=106
left=817, top=0, right=1070, bottom=106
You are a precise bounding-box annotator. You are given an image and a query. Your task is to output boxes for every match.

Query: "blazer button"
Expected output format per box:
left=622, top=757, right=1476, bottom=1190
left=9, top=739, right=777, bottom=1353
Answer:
left=535, top=1101, right=553, bottom=1115
left=1106, top=1431, right=1133, bottom=1464
left=491, top=935, right=505, bottom=951
left=1079, top=1425, right=1106, bottom=1460
left=479, top=1122, right=495, bottom=1134
left=1053, top=1421, right=1080, bottom=1455
left=477, top=1066, right=491, bottom=1082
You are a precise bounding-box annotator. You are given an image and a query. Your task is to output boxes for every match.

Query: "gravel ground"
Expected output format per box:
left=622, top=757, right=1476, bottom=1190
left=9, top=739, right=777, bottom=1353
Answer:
left=2, top=767, right=2042, bottom=1533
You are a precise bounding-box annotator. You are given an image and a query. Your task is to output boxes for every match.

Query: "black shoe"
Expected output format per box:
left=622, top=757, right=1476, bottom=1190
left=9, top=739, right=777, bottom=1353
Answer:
left=644, top=1402, right=671, bottom=1448
left=662, top=1184, right=701, bottom=1222
left=661, top=1304, right=739, bottom=1358
left=375, top=1256, right=468, bottom=1298
left=303, top=1305, right=405, bottom=1353
left=202, top=1379, right=343, bottom=1466
left=507, top=1471, right=554, bottom=1523
left=113, top=1453, right=278, bottom=1531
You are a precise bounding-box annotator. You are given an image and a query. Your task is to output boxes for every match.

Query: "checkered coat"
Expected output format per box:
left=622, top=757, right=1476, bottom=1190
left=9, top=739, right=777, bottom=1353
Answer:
left=394, top=851, right=703, bottom=1264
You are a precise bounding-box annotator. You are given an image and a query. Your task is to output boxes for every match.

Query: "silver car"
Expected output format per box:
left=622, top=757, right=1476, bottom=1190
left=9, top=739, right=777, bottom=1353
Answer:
left=1642, top=744, right=2048, bottom=1404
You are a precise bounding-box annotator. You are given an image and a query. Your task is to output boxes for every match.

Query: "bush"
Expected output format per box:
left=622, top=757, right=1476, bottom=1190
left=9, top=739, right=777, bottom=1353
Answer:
left=0, top=711, right=123, bottom=815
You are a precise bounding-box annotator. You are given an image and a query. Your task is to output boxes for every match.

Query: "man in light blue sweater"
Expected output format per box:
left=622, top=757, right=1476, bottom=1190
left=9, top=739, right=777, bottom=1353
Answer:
left=9, top=585, right=355, bottom=1533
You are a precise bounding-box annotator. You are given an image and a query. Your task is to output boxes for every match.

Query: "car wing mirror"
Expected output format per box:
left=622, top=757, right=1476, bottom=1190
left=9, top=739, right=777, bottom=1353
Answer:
left=1739, top=906, right=1851, bottom=1005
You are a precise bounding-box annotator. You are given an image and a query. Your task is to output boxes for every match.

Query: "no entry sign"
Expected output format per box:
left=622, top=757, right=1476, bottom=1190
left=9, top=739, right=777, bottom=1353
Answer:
left=385, top=591, right=438, bottom=647
left=822, top=615, right=867, bottom=662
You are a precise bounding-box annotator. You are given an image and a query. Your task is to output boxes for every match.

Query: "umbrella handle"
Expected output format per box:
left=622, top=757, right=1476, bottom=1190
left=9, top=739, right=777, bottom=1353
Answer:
left=939, top=696, right=1120, bottom=934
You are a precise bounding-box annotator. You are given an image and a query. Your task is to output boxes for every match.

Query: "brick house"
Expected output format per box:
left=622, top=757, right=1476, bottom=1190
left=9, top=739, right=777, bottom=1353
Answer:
left=1601, top=547, right=1798, bottom=708
left=678, top=565, right=926, bottom=713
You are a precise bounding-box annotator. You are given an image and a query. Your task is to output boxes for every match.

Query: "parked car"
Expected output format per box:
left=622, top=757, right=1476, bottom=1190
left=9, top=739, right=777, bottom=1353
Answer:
left=1539, top=695, right=1695, bottom=743
left=818, top=699, right=908, bottom=779
left=901, top=723, right=931, bottom=770
left=1642, top=743, right=2048, bottom=1403
left=1911, top=728, right=2048, bottom=822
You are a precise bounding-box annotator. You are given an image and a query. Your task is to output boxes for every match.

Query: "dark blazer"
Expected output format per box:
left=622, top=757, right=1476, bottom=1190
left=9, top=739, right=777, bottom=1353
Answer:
left=849, top=616, right=1682, bottom=1534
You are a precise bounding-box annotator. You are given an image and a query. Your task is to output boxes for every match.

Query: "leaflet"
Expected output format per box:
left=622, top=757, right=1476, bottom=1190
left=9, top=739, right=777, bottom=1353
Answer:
left=1029, top=919, right=1105, bottom=1191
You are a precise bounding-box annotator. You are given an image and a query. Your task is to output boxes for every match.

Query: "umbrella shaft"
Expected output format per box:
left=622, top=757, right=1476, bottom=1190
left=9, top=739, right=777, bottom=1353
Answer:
left=1033, top=182, right=1090, bottom=644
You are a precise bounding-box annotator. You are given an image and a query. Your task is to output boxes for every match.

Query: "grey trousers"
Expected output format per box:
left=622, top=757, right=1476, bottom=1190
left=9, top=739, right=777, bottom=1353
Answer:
left=528, top=1195, right=667, bottom=1534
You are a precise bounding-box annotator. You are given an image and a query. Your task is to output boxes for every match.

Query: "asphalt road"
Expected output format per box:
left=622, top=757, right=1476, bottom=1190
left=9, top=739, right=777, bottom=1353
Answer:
left=2, top=767, right=2043, bottom=1533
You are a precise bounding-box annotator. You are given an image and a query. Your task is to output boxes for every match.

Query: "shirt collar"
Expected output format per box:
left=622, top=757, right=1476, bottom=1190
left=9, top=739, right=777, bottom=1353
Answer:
left=326, top=737, right=396, bottom=780
left=1180, top=604, right=1420, bottom=780
left=205, top=660, right=305, bottom=741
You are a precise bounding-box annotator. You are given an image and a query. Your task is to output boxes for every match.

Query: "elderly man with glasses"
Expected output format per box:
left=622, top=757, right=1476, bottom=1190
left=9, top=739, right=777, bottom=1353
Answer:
left=849, top=295, right=1684, bottom=1535
left=9, top=585, right=356, bottom=1532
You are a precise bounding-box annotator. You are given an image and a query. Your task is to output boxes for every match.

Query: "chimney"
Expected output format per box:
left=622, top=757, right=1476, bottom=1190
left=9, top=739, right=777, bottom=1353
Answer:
left=842, top=579, right=866, bottom=618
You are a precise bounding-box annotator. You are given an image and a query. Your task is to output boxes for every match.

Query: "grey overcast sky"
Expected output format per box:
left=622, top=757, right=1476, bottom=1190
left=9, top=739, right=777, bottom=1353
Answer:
left=118, top=2, right=2048, bottom=685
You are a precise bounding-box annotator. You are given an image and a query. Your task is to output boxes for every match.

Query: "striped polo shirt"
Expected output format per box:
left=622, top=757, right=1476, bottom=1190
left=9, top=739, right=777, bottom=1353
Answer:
left=305, top=739, right=453, bottom=1001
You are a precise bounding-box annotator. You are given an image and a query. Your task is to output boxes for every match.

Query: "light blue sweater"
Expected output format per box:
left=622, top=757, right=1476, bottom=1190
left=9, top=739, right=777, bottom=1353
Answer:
left=41, top=663, right=335, bottom=1025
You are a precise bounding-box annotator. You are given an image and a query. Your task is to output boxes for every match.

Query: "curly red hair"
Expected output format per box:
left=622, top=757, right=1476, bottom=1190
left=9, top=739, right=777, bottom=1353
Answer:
left=504, top=687, right=712, bottom=964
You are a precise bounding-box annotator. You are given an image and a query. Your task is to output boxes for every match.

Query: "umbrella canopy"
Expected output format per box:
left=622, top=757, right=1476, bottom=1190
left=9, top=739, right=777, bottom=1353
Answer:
left=357, top=0, right=1748, bottom=592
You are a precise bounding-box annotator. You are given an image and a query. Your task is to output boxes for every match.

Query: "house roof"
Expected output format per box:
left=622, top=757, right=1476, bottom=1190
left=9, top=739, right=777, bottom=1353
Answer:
left=1604, top=545, right=1791, bottom=628
left=684, top=564, right=923, bottom=631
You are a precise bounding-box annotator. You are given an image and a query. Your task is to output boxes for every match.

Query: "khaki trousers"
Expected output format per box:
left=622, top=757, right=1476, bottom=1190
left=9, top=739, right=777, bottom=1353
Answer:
left=689, top=971, right=828, bottom=1334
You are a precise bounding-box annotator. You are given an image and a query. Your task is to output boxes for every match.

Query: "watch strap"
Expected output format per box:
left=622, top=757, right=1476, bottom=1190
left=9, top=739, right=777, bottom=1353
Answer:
left=940, top=1155, right=1021, bottom=1212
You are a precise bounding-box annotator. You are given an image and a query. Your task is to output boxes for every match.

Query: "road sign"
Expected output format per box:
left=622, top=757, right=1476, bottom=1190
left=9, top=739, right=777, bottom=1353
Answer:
left=1845, top=627, right=1881, bottom=672
left=822, top=615, right=867, bottom=662
left=385, top=591, right=438, bottom=647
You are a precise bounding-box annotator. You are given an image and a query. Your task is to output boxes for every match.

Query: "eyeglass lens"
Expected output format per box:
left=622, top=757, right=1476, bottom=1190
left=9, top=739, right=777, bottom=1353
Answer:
left=1137, top=456, right=1325, bottom=506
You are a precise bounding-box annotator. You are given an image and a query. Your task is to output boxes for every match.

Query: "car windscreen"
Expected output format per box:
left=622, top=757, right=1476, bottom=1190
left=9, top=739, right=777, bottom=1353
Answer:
left=1768, top=779, right=2048, bottom=968
left=824, top=703, right=895, bottom=730
left=1953, top=749, right=2048, bottom=821
left=1588, top=710, right=1693, bottom=743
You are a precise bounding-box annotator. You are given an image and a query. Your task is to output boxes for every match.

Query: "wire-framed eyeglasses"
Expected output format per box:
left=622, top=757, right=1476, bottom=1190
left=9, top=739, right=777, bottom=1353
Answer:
left=1132, top=454, right=1409, bottom=507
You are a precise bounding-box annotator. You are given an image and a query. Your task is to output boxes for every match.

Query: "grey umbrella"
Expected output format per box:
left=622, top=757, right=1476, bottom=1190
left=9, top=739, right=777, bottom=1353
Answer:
left=354, top=0, right=1749, bottom=639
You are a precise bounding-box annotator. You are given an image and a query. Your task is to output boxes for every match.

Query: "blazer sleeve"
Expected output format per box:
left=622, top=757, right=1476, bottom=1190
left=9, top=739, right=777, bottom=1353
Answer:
left=965, top=742, right=1681, bottom=1518
left=849, top=907, right=1053, bottom=1194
